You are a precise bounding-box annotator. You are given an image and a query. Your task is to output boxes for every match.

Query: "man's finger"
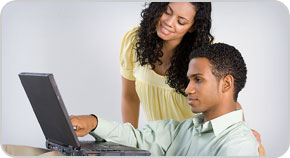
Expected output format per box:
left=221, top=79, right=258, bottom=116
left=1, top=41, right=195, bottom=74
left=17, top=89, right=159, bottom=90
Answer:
left=75, top=130, right=81, bottom=137
left=71, top=118, right=79, bottom=128
left=75, top=129, right=86, bottom=137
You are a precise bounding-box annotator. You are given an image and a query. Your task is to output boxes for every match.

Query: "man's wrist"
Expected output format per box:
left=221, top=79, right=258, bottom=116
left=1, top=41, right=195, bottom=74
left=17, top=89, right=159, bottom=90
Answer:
left=90, top=114, right=98, bottom=132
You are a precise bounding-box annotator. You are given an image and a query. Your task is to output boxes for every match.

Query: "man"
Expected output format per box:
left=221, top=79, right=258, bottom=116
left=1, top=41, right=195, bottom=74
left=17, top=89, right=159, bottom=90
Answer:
left=70, top=43, right=259, bottom=156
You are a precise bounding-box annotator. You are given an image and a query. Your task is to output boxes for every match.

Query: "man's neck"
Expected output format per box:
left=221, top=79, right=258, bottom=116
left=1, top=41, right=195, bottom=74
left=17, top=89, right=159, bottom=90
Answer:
left=203, top=101, right=236, bottom=122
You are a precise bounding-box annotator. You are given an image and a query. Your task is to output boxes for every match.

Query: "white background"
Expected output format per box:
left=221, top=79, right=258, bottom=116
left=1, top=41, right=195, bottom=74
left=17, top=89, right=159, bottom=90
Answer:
left=1, top=0, right=289, bottom=157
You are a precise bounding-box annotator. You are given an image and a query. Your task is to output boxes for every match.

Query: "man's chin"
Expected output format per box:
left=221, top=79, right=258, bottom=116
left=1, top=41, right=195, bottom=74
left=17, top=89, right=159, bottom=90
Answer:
left=191, top=106, right=202, bottom=114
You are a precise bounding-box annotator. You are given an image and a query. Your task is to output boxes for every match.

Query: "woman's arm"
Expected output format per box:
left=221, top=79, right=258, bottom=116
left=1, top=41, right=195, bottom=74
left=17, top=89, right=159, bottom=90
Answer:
left=121, top=77, right=140, bottom=128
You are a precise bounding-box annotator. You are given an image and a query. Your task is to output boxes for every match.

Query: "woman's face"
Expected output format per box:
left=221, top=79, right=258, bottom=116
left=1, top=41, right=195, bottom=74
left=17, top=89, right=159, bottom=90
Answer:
left=156, top=2, right=197, bottom=43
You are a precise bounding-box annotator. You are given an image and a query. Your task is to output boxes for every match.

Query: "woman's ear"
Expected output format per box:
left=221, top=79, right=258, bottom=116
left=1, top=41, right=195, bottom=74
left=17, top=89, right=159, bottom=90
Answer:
left=222, top=75, right=234, bottom=93
left=188, top=25, right=196, bottom=33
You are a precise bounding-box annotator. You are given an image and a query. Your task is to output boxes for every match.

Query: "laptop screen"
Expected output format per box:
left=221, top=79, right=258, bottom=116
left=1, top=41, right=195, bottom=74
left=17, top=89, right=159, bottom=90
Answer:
left=19, top=72, right=80, bottom=149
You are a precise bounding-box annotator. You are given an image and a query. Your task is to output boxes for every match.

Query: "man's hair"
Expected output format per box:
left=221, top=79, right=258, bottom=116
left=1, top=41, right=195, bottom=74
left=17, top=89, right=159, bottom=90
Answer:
left=189, top=43, right=247, bottom=101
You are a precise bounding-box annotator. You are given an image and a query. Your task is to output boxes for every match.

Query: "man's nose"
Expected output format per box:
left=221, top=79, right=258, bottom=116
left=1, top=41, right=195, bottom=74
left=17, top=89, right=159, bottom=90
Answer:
left=185, top=82, right=195, bottom=95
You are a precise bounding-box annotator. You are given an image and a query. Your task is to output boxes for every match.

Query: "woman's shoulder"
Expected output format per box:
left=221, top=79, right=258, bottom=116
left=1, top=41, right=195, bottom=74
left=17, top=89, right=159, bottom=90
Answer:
left=122, top=26, right=140, bottom=43
left=120, top=26, right=140, bottom=56
left=119, top=26, right=140, bottom=81
left=211, top=40, right=219, bottom=44
left=127, top=26, right=139, bottom=34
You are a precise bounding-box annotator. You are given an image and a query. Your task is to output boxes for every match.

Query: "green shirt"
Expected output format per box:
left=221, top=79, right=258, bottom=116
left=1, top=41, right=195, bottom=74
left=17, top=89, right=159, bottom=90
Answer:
left=93, top=110, right=259, bottom=156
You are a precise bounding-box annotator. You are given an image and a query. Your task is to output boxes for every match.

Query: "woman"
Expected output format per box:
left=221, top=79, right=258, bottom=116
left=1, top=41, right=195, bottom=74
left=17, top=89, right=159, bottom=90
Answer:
left=120, top=2, right=214, bottom=128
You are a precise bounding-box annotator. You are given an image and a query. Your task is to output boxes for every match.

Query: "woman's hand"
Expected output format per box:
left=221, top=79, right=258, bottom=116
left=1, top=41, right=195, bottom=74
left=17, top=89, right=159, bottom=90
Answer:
left=251, top=129, right=261, bottom=144
left=251, top=129, right=266, bottom=156
left=70, top=115, right=98, bottom=137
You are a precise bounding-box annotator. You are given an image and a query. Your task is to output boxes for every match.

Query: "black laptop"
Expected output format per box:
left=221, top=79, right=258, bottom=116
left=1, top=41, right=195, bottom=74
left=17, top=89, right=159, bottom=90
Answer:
left=18, top=72, right=151, bottom=156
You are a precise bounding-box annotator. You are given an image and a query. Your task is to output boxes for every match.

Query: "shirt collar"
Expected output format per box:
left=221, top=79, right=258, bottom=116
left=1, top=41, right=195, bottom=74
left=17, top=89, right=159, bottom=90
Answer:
left=192, top=113, right=213, bottom=134
left=192, top=110, right=244, bottom=136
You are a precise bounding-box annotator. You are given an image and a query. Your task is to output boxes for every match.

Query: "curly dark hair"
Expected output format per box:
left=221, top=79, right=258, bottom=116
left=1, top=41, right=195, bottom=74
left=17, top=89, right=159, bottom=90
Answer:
left=189, top=43, right=247, bottom=101
left=135, top=2, right=214, bottom=96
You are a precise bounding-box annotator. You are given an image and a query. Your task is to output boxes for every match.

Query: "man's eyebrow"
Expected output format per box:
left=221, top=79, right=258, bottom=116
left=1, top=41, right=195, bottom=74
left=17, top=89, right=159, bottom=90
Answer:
left=168, top=5, right=190, bottom=22
left=187, top=73, right=203, bottom=79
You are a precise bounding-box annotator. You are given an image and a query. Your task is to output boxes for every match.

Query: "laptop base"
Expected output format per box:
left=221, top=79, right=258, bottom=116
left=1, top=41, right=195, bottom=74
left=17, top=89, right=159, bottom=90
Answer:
left=46, top=140, right=151, bottom=156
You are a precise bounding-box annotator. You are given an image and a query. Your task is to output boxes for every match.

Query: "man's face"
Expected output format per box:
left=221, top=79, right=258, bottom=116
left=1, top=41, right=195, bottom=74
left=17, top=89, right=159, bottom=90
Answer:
left=185, top=57, right=221, bottom=114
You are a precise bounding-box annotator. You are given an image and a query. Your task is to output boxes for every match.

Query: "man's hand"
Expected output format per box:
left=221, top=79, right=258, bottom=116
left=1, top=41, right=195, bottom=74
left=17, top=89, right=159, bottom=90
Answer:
left=70, top=115, right=98, bottom=137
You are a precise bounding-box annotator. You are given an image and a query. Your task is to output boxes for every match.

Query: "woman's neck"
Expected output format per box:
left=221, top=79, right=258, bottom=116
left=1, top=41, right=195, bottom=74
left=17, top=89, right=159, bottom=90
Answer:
left=151, top=40, right=181, bottom=76
left=162, top=40, right=180, bottom=61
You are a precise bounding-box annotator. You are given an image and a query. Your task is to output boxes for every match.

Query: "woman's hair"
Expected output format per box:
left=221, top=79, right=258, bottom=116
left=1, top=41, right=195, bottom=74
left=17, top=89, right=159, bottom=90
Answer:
left=135, top=2, right=214, bottom=96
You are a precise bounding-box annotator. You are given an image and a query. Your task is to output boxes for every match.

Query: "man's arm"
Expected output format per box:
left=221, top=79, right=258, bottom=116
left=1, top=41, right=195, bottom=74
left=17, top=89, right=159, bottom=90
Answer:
left=70, top=115, right=180, bottom=156
left=93, top=118, right=180, bottom=156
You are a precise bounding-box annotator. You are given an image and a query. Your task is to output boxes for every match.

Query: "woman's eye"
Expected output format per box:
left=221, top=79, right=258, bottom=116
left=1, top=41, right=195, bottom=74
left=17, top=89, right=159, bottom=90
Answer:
left=178, top=21, right=185, bottom=25
left=164, top=7, right=172, bottom=15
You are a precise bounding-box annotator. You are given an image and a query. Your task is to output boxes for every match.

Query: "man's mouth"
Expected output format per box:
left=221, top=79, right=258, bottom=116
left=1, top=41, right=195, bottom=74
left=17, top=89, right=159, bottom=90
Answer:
left=187, top=98, right=198, bottom=105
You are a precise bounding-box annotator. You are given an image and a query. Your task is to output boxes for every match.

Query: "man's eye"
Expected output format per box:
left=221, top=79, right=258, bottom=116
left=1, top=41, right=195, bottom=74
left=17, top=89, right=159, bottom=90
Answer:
left=195, top=78, right=201, bottom=83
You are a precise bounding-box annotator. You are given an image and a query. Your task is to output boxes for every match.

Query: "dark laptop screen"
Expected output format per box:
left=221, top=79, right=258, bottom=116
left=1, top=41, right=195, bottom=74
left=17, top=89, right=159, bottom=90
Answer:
left=19, top=73, right=80, bottom=148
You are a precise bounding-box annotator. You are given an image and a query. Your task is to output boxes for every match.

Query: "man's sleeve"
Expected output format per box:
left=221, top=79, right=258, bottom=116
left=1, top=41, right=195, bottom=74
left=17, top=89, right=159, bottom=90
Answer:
left=92, top=118, right=180, bottom=156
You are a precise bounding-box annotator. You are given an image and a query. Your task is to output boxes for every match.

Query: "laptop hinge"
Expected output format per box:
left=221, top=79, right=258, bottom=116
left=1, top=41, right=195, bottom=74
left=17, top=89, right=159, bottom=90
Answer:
left=46, top=139, right=80, bottom=151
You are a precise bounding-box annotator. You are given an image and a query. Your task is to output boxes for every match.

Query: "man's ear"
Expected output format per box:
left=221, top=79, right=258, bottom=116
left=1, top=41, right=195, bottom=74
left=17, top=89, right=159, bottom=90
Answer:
left=222, top=75, right=234, bottom=93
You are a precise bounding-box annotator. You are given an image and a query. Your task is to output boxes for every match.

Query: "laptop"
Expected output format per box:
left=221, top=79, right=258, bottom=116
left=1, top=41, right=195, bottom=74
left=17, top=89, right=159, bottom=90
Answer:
left=18, top=72, right=151, bottom=156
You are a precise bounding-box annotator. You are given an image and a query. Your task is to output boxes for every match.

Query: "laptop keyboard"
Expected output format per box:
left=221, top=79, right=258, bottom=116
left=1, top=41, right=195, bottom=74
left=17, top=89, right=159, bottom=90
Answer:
left=80, top=141, right=121, bottom=151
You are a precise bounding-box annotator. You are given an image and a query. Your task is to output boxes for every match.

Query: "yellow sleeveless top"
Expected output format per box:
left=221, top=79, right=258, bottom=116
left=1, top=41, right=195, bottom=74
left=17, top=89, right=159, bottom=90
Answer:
left=120, top=27, right=195, bottom=122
